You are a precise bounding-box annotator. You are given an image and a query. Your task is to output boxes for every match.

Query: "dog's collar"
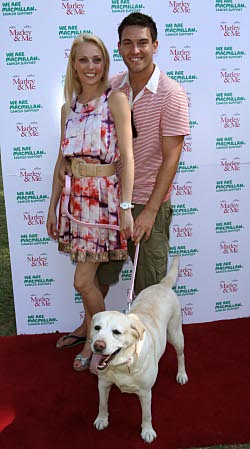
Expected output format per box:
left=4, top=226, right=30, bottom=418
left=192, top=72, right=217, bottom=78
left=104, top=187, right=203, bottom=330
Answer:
left=123, top=335, right=145, bottom=373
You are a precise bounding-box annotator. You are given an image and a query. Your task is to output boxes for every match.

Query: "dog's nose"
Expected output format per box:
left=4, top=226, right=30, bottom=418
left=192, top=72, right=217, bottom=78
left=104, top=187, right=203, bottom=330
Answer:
left=94, top=340, right=106, bottom=352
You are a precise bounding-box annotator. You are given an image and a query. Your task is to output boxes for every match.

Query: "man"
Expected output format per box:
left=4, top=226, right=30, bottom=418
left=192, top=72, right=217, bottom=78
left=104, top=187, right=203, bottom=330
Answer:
left=56, top=12, right=190, bottom=350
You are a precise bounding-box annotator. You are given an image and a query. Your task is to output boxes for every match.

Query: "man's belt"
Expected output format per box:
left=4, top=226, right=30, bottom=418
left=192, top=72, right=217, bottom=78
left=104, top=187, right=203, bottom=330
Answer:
left=71, top=158, right=116, bottom=178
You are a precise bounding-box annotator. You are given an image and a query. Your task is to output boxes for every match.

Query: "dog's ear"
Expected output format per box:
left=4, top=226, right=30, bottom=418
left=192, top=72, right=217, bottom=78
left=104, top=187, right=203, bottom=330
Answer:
left=129, top=315, right=145, bottom=340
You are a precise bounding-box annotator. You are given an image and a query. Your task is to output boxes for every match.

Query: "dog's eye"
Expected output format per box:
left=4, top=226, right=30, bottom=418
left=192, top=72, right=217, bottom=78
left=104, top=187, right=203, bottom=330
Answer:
left=94, top=325, right=101, bottom=331
left=113, top=329, right=121, bottom=335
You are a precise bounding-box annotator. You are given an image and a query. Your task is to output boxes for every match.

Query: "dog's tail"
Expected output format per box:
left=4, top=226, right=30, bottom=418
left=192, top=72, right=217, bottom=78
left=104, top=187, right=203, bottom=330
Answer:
left=160, top=255, right=179, bottom=289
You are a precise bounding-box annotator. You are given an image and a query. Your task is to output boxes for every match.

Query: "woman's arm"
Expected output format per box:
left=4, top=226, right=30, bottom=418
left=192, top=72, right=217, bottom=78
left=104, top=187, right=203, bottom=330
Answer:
left=108, top=90, right=134, bottom=239
left=46, top=104, right=67, bottom=240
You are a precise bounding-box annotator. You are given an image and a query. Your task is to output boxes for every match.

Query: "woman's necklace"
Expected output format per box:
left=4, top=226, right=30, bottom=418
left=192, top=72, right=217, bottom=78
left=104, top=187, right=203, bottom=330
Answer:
left=78, top=93, right=96, bottom=107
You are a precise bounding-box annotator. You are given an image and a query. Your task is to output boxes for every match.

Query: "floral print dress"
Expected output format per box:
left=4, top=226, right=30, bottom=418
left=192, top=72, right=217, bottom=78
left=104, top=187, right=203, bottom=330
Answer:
left=58, top=89, right=128, bottom=263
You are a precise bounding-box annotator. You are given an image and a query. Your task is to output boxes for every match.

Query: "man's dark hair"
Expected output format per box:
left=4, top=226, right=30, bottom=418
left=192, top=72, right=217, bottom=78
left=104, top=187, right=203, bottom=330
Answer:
left=118, top=12, right=158, bottom=43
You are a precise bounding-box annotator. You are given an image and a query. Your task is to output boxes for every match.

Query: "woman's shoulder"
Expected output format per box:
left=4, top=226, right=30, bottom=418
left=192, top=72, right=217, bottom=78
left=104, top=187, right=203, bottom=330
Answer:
left=107, top=89, right=129, bottom=107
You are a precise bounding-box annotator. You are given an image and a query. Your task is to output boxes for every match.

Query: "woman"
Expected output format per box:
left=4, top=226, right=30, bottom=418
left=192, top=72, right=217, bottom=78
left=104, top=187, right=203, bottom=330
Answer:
left=46, top=34, right=134, bottom=371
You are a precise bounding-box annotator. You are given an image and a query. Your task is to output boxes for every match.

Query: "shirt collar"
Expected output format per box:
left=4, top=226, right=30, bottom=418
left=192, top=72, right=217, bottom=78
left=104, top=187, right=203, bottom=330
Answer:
left=119, top=64, right=160, bottom=94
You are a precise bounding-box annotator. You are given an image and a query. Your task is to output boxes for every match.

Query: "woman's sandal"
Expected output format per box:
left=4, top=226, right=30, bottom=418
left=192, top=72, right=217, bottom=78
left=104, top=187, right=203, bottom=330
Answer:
left=56, top=334, right=87, bottom=350
left=73, top=353, right=92, bottom=372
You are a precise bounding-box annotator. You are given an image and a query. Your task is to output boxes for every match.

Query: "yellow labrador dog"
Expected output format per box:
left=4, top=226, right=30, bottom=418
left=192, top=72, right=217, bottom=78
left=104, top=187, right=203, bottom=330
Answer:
left=90, top=256, right=188, bottom=443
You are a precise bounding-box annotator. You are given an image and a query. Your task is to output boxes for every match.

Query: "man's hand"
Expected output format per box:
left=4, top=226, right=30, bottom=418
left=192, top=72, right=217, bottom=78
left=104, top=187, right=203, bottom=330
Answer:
left=132, top=208, right=157, bottom=245
left=58, top=157, right=72, bottom=184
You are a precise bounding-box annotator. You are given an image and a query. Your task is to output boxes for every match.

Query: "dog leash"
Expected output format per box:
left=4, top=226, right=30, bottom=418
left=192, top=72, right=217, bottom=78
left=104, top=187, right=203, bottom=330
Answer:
left=63, top=175, right=139, bottom=312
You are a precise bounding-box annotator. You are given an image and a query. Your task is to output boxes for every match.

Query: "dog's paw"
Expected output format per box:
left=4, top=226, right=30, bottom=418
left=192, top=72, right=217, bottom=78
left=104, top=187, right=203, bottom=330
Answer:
left=141, top=427, right=157, bottom=443
left=176, top=372, right=188, bottom=385
left=94, top=416, right=109, bottom=430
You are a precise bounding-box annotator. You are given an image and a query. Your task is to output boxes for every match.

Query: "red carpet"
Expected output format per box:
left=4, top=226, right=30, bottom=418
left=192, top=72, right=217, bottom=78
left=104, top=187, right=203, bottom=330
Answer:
left=0, top=318, right=249, bottom=449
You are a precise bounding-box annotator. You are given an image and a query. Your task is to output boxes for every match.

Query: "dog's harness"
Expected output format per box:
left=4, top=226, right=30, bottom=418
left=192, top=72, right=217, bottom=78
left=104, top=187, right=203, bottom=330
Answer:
left=62, top=175, right=139, bottom=313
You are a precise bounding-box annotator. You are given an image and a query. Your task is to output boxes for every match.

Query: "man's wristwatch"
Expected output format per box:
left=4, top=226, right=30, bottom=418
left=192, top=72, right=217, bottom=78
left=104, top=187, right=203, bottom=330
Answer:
left=120, top=202, right=134, bottom=210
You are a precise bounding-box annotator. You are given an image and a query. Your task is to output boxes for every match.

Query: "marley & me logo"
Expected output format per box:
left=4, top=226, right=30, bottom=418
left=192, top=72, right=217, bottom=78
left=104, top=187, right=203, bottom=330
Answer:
left=27, top=314, right=58, bottom=326
left=2, top=1, right=36, bottom=16
left=165, top=23, right=197, bottom=36
left=24, top=274, right=55, bottom=287
left=220, top=157, right=240, bottom=171
left=216, top=137, right=245, bottom=150
left=216, top=92, right=245, bottom=105
left=219, top=279, right=238, bottom=293
left=173, top=203, right=199, bottom=216
left=61, top=1, right=85, bottom=15
left=181, top=303, right=194, bottom=317
left=13, top=146, right=46, bottom=159
left=170, top=46, right=191, bottom=62
left=178, top=263, right=193, bottom=278
left=6, top=51, right=39, bottom=65
left=20, top=167, right=42, bottom=182
left=10, top=100, right=42, bottom=113
left=27, top=253, right=48, bottom=266
left=215, top=261, right=243, bottom=273
left=183, top=137, right=192, bottom=153
left=20, top=233, right=50, bottom=245
left=166, top=70, right=198, bottom=84
left=220, top=199, right=239, bottom=213
left=17, top=191, right=49, bottom=203
left=172, top=181, right=192, bottom=196
left=111, top=0, right=145, bottom=14
left=58, top=25, right=91, bottom=39
left=216, top=221, right=244, bottom=233
left=215, top=300, right=242, bottom=312
left=220, top=21, right=240, bottom=36
left=16, top=122, right=39, bottom=137
left=215, top=46, right=246, bottom=59
left=220, top=68, right=240, bottom=83
left=215, top=1, right=246, bottom=12
left=216, top=180, right=245, bottom=192
left=173, top=285, right=199, bottom=296
left=30, top=294, right=51, bottom=307
left=173, top=223, right=193, bottom=238
left=220, top=240, right=239, bottom=254
left=220, top=113, right=240, bottom=128
left=23, top=211, right=45, bottom=226
left=169, top=245, right=199, bottom=257
left=168, top=1, right=191, bottom=13
left=9, top=25, right=32, bottom=41
left=13, top=75, right=36, bottom=91
left=177, top=161, right=198, bottom=173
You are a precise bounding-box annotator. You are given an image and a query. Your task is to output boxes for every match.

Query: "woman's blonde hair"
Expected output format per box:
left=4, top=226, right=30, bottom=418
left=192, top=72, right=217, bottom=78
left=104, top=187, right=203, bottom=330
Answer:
left=64, top=33, right=110, bottom=115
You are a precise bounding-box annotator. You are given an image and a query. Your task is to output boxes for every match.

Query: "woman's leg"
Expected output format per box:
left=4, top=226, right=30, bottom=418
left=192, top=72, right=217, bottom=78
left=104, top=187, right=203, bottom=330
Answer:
left=56, top=281, right=109, bottom=349
left=73, top=261, right=104, bottom=370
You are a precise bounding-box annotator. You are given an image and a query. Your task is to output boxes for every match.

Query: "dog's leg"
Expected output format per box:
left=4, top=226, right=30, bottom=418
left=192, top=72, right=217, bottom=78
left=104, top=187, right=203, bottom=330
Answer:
left=138, top=389, right=157, bottom=443
left=94, top=378, right=112, bottom=430
left=168, top=317, right=188, bottom=385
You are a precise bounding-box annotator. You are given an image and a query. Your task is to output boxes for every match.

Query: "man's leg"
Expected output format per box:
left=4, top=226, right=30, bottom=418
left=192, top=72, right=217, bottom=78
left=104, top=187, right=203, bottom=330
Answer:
left=128, top=201, right=173, bottom=295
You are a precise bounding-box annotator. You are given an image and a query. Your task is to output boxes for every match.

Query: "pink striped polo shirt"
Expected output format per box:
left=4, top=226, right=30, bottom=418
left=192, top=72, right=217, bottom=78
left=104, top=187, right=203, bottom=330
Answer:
left=110, top=65, right=190, bottom=205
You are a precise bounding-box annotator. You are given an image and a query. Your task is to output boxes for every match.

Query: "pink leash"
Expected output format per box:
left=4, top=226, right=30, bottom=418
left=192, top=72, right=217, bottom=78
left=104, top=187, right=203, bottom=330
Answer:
left=63, top=175, right=139, bottom=312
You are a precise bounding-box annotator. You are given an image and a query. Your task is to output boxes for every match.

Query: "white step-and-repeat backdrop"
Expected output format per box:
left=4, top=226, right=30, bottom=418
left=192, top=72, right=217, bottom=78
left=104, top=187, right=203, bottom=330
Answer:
left=1, top=0, right=249, bottom=334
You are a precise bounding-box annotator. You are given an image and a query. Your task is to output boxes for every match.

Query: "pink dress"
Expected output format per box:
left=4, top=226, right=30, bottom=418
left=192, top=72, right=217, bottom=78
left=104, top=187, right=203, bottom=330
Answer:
left=58, top=89, right=128, bottom=263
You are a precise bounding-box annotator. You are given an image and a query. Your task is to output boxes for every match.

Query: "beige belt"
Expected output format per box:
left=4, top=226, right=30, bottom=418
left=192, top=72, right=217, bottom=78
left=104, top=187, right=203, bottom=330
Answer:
left=71, top=158, right=116, bottom=178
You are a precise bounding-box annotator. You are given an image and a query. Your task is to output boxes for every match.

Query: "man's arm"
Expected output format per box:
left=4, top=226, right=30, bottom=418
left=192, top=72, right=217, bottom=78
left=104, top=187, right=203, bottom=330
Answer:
left=132, top=135, right=184, bottom=244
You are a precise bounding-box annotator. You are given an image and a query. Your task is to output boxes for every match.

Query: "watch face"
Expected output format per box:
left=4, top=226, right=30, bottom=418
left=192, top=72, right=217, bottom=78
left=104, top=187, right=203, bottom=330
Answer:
left=120, top=202, right=129, bottom=209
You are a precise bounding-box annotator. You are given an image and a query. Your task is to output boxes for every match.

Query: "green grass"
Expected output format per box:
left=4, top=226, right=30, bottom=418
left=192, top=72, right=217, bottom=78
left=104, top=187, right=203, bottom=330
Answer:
left=0, top=157, right=249, bottom=449
left=0, top=155, right=16, bottom=336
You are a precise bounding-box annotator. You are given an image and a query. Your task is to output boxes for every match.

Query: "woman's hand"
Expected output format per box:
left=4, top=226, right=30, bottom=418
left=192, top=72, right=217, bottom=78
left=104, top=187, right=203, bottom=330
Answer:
left=119, top=209, right=134, bottom=240
left=46, top=208, right=59, bottom=240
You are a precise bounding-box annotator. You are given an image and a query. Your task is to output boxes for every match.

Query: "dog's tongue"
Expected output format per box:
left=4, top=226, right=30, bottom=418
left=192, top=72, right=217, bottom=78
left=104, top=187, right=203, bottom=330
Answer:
left=90, top=353, right=103, bottom=375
